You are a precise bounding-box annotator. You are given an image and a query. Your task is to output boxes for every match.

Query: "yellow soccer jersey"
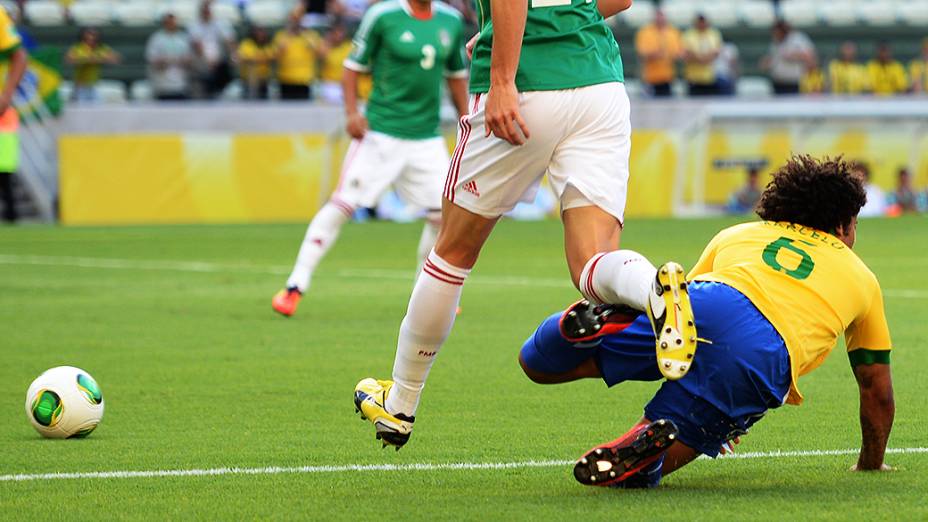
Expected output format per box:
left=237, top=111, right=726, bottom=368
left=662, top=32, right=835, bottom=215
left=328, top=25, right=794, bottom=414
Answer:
left=0, top=7, right=22, bottom=57
left=688, top=221, right=891, bottom=405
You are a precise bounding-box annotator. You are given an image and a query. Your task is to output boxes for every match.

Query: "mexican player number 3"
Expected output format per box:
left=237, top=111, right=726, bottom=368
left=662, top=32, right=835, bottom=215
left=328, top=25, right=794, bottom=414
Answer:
left=420, top=45, right=436, bottom=70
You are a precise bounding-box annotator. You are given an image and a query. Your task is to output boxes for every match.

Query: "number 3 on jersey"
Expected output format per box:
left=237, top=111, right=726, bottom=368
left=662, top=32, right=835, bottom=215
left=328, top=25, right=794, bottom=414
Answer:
left=420, top=44, right=436, bottom=70
left=763, top=237, right=815, bottom=280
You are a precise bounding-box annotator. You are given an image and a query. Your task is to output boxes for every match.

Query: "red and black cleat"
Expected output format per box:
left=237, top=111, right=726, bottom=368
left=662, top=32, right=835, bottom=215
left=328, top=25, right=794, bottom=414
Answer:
left=559, top=300, right=641, bottom=343
left=573, top=419, right=678, bottom=487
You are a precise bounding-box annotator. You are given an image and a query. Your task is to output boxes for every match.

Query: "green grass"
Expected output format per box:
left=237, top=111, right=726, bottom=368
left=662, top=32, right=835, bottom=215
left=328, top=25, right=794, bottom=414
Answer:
left=0, top=217, right=925, bottom=520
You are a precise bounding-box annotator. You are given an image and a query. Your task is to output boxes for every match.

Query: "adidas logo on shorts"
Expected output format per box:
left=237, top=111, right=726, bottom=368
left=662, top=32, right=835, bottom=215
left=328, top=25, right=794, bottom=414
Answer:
left=461, top=180, right=480, bottom=198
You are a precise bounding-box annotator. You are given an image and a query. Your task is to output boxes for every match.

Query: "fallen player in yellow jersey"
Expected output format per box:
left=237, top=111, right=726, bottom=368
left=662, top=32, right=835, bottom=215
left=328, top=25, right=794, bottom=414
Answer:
left=520, top=155, right=894, bottom=487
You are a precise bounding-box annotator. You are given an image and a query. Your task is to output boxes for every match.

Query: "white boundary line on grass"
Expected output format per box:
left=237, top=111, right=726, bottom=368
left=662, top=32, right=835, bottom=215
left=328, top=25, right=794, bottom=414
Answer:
left=2, top=448, right=926, bottom=482
left=0, top=254, right=926, bottom=299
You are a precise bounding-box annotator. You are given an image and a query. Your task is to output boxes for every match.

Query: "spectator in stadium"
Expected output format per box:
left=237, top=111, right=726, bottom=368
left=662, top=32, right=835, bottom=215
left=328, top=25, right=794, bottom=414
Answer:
left=236, top=25, right=275, bottom=100
left=887, top=168, right=920, bottom=214
left=65, top=28, right=120, bottom=103
left=800, top=55, right=825, bottom=95
left=189, top=1, right=236, bottom=99
left=681, top=14, right=721, bottom=96
left=726, top=166, right=762, bottom=214
left=317, top=22, right=372, bottom=104
left=274, top=11, right=327, bottom=100
left=867, top=42, right=908, bottom=96
left=761, top=20, right=814, bottom=95
left=634, top=9, right=682, bottom=98
left=714, top=39, right=739, bottom=96
left=829, top=41, right=869, bottom=95
left=908, top=38, right=928, bottom=94
left=146, top=13, right=195, bottom=101
left=852, top=161, right=887, bottom=218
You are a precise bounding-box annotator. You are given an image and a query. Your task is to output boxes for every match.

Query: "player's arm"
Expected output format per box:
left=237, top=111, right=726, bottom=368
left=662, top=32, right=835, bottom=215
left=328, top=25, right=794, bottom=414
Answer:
left=846, top=282, right=894, bottom=471
left=597, top=0, right=632, bottom=18
left=851, top=361, right=894, bottom=471
left=341, top=67, right=367, bottom=139
left=484, top=0, right=530, bottom=145
left=0, top=47, right=27, bottom=114
left=447, top=77, right=469, bottom=119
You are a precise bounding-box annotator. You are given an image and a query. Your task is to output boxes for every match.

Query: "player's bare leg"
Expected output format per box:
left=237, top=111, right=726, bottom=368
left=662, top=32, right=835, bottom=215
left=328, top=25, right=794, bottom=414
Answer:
left=355, top=200, right=497, bottom=448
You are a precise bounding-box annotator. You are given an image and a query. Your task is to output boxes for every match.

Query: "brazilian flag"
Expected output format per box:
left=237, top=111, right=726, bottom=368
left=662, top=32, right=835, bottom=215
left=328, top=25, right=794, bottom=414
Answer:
left=0, top=46, right=63, bottom=117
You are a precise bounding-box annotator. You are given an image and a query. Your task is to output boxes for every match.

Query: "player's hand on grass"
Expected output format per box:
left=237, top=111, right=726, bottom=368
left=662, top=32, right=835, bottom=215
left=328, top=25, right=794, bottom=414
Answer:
left=485, top=81, right=530, bottom=146
left=466, top=33, right=479, bottom=60
left=346, top=112, right=368, bottom=140
left=719, top=436, right=741, bottom=455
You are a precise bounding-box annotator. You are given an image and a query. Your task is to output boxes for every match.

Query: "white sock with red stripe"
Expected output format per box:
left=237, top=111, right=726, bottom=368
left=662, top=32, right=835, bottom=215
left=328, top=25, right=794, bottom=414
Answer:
left=285, top=200, right=353, bottom=293
left=579, top=250, right=656, bottom=311
left=385, top=250, right=469, bottom=417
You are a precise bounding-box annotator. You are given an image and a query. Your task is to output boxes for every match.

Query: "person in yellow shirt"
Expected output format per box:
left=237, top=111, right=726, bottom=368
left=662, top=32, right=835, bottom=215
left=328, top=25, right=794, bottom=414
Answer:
left=681, top=15, right=721, bottom=96
left=65, top=28, right=120, bottom=103
left=800, top=55, right=824, bottom=94
left=237, top=26, right=275, bottom=99
left=519, top=155, right=894, bottom=487
left=0, top=6, right=27, bottom=223
left=909, top=38, right=928, bottom=93
left=274, top=11, right=328, bottom=100
left=829, top=41, right=868, bottom=95
left=317, top=22, right=372, bottom=103
left=634, top=9, right=682, bottom=98
left=867, top=42, right=908, bottom=96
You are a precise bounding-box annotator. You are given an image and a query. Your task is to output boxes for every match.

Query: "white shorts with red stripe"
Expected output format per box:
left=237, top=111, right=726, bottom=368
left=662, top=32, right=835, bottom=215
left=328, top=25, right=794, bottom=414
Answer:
left=330, top=130, right=448, bottom=215
left=445, top=82, right=631, bottom=223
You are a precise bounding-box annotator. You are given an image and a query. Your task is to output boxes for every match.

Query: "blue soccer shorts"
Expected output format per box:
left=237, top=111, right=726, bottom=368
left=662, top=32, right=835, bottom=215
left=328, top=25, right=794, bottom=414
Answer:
left=520, top=281, right=792, bottom=457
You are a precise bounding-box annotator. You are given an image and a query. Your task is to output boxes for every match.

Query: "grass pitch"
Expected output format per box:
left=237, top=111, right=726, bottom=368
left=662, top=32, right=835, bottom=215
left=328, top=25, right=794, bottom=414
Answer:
left=0, top=217, right=925, bottom=520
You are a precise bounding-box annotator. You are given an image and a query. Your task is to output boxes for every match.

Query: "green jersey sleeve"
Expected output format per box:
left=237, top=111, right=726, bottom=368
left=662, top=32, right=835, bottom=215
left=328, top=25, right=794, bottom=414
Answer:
left=345, top=8, right=382, bottom=72
left=444, top=24, right=467, bottom=78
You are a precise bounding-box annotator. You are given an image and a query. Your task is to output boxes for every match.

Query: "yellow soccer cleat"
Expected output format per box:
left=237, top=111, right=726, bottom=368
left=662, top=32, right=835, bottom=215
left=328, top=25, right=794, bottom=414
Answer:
left=354, top=378, right=415, bottom=450
left=646, top=262, right=698, bottom=380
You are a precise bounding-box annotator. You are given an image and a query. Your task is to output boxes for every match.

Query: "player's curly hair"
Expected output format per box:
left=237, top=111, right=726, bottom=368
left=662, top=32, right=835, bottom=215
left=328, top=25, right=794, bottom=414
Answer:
left=755, top=155, right=866, bottom=233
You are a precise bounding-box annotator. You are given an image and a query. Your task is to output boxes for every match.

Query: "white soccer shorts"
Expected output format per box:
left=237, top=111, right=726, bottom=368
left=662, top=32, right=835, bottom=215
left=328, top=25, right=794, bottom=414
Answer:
left=330, top=130, right=447, bottom=215
left=444, top=82, right=631, bottom=224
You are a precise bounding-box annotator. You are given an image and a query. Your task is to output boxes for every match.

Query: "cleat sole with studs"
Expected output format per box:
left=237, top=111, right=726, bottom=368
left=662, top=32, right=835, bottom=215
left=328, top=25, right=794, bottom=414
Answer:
left=573, top=419, right=679, bottom=488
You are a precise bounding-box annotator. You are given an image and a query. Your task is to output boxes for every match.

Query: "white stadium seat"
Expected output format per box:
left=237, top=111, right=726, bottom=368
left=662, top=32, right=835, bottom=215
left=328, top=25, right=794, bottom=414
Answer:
left=114, top=2, right=158, bottom=26
left=897, top=1, right=928, bottom=25
left=858, top=1, right=897, bottom=26
left=59, top=80, right=73, bottom=102
left=737, top=76, right=773, bottom=98
left=210, top=2, right=241, bottom=26
left=130, top=80, right=153, bottom=101
left=245, top=1, right=287, bottom=27
left=662, top=1, right=700, bottom=28
left=69, top=2, right=114, bottom=26
left=618, top=0, right=655, bottom=28
left=704, top=1, right=739, bottom=29
left=820, top=1, right=860, bottom=26
left=97, top=80, right=127, bottom=104
left=779, top=1, right=819, bottom=27
left=24, top=1, right=66, bottom=26
left=739, top=1, right=776, bottom=28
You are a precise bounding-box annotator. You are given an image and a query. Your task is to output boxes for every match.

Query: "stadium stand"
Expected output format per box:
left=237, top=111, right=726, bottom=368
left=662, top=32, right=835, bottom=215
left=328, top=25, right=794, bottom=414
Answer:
left=13, top=0, right=928, bottom=99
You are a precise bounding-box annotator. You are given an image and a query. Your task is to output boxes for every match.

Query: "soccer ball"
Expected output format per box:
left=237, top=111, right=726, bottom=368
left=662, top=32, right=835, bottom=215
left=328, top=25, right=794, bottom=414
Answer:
left=25, top=366, right=104, bottom=439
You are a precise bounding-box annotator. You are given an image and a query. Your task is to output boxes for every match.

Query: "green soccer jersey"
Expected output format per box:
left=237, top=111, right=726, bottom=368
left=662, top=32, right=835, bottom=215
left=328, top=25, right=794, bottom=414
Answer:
left=468, top=0, right=624, bottom=93
left=345, top=0, right=467, bottom=140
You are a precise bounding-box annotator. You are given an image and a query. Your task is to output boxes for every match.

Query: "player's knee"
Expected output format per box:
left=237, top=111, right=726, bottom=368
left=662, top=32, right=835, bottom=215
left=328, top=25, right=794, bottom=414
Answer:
left=518, top=352, right=556, bottom=384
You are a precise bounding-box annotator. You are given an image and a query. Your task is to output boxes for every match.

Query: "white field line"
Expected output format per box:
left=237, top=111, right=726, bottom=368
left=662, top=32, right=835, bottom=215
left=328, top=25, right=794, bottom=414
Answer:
left=1, top=448, right=926, bottom=482
left=1, top=254, right=926, bottom=298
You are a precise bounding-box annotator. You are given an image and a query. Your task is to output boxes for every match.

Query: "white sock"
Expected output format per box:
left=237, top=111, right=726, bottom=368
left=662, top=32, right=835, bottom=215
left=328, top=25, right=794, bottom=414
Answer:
left=285, top=199, right=353, bottom=293
left=578, top=250, right=656, bottom=311
left=386, top=250, right=470, bottom=417
left=414, top=215, right=440, bottom=277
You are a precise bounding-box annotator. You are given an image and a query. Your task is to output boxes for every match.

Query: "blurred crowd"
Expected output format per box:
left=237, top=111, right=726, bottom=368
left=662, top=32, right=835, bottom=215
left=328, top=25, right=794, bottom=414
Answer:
left=636, top=10, right=928, bottom=97
left=726, top=162, right=928, bottom=216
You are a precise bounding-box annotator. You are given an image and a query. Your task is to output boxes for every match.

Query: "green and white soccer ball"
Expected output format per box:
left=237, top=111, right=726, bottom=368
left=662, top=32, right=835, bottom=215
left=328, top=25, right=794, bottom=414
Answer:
left=25, top=366, right=104, bottom=439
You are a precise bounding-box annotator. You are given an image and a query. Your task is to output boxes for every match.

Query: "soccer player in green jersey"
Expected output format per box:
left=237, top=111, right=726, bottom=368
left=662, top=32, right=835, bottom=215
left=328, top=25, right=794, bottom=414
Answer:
left=272, top=0, right=470, bottom=317
left=355, top=0, right=703, bottom=451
